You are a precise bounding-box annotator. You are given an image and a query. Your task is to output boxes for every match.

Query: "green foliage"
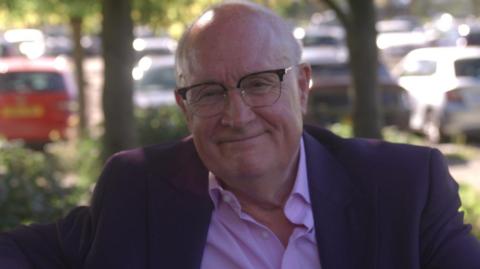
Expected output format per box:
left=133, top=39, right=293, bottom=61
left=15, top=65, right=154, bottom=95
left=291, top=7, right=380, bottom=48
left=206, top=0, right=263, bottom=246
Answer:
left=135, top=105, right=190, bottom=146
left=0, top=0, right=100, bottom=29
left=328, top=122, right=426, bottom=145
left=0, top=137, right=102, bottom=232
left=0, top=141, right=76, bottom=231
left=46, top=138, right=102, bottom=204
left=459, top=184, right=480, bottom=239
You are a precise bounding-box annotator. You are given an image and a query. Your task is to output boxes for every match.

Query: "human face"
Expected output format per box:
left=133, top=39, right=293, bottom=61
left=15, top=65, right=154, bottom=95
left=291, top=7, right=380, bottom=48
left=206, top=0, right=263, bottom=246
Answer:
left=176, top=12, right=311, bottom=188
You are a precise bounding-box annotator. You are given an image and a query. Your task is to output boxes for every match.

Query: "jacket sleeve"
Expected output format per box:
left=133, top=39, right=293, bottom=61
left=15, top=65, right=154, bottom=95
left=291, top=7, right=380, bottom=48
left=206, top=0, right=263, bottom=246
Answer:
left=420, top=148, right=480, bottom=268
left=0, top=206, right=92, bottom=269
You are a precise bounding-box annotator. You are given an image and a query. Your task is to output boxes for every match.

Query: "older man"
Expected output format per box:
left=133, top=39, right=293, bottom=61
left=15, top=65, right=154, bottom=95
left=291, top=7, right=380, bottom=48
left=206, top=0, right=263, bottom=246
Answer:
left=1, top=1, right=480, bottom=269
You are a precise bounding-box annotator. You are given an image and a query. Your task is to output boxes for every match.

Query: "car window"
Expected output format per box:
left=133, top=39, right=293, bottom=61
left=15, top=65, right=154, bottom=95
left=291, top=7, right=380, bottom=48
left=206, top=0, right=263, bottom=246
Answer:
left=454, top=58, right=480, bottom=78
left=311, top=63, right=350, bottom=77
left=0, top=72, right=65, bottom=93
left=311, top=63, right=390, bottom=79
left=303, top=35, right=340, bottom=47
left=399, top=59, right=436, bottom=76
left=138, top=66, right=176, bottom=91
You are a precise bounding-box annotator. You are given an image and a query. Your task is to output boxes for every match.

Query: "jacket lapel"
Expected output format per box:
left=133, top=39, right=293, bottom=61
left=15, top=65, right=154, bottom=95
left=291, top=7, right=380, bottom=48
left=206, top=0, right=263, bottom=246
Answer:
left=146, top=139, right=213, bottom=269
left=304, top=132, right=378, bottom=269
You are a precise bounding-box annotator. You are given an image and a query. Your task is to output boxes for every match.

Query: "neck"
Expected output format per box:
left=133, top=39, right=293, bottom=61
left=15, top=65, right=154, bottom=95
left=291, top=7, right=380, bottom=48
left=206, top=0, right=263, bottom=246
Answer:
left=220, top=149, right=300, bottom=211
left=219, top=151, right=300, bottom=247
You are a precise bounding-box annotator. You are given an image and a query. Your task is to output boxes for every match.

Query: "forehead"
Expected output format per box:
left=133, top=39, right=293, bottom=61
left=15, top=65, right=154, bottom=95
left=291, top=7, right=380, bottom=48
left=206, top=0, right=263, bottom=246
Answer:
left=183, top=7, right=292, bottom=83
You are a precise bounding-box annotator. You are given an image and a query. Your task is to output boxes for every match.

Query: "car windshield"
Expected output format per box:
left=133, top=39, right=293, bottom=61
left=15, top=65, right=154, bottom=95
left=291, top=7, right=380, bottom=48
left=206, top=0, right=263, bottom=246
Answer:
left=137, top=66, right=176, bottom=91
left=0, top=72, right=64, bottom=93
left=455, top=58, right=480, bottom=78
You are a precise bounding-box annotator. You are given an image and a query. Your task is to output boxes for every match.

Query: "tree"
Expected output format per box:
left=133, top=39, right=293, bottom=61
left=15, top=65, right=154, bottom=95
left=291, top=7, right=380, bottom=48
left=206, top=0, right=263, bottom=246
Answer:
left=321, top=0, right=382, bottom=138
left=102, top=0, right=138, bottom=158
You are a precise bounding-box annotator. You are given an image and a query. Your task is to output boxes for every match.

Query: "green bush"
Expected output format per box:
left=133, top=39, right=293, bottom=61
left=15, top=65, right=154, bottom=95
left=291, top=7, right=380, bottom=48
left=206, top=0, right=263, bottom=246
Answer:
left=0, top=141, right=76, bottom=231
left=0, top=137, right=102, bottom=231
left=135, top=105, right=189, bottom=146
left=46, top=138, right=102, bottom=205
left=459, top=184, right=480, bottom=239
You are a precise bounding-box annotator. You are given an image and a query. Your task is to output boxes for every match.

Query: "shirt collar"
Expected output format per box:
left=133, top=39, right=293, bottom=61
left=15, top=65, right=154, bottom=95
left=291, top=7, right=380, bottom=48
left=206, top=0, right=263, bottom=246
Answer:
left=207, top=137, right=313, bottom=229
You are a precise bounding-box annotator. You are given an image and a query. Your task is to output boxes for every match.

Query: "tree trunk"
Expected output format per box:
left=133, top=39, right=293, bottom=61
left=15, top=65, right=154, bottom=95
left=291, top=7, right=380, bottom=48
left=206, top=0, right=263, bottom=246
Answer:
left=101, top=0, right=137, bottom=158
left=70, top=16, right=88, bottom=138
left=347, top=0, right=382, bottom=138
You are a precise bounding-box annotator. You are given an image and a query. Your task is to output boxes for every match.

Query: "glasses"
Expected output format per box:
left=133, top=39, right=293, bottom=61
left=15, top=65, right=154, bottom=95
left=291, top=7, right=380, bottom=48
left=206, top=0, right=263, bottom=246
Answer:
left=176, top=66, right=293, bottom=117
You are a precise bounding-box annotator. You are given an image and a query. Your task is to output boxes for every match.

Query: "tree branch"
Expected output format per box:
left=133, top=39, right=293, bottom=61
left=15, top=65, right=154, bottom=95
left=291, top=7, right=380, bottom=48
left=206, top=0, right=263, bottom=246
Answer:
left=321, top=0, right=350, bottom=29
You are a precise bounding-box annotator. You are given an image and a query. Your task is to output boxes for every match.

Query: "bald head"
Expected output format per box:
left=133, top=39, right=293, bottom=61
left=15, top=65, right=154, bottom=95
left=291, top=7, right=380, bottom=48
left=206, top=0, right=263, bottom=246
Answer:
left=175, top=1, right=302, bottom=86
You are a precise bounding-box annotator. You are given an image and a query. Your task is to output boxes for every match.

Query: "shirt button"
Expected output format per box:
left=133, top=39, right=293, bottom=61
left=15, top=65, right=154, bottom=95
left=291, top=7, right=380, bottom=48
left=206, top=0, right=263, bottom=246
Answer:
left=261, top=231, right=269, bottom=239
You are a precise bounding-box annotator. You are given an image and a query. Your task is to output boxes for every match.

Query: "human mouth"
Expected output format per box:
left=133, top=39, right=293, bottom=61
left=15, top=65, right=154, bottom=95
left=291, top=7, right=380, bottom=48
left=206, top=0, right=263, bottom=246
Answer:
left=218, top=132, right=266, bottom=144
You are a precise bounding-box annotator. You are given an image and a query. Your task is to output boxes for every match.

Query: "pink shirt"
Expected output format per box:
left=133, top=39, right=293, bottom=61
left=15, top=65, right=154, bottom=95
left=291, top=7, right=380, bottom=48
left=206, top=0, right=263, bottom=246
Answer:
left=201, top=138, right=321, bottom=269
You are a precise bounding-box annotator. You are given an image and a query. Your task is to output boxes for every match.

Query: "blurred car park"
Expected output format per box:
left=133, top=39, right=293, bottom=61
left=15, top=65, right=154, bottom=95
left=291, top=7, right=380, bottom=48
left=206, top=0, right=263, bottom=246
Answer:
left=394, top=46, right=480, bottom=142
left=43, top=25, right=73, bottom=56
left=303, top=54, right=410, bottom=129
left=298, top=25, right=347, bottom=63
left=0, top=57, right=76, bottom=146
left=81, top=34, right=102, bottom=56
left=133, top=35, right=177, bottom=61
left=2, top=28, right=46, bottom=59
left=377, top=18, right=430, bottom=67
left=132, top=55, right=176, bottom=108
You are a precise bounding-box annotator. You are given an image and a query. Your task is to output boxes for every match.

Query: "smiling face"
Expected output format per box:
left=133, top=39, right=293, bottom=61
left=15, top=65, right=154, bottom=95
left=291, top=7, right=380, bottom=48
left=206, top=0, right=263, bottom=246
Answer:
left=176, top=4, right=310, bottom=189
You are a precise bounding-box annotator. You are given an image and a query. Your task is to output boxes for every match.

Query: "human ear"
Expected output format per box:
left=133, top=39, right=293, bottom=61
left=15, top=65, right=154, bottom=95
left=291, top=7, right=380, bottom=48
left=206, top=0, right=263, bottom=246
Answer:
left=296, top=63, right=312, bottom=115
left=175, top=92, right=194, bottom=131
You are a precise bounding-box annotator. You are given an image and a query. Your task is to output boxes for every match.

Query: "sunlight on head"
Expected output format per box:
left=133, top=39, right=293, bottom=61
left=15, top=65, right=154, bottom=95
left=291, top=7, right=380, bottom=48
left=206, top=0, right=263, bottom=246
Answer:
left=197, top=10, right=215, bottom=28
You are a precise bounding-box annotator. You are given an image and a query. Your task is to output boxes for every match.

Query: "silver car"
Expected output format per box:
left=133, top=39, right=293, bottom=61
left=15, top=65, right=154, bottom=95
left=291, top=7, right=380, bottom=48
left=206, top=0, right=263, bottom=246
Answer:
left=394, top=46, right=480, bottom=142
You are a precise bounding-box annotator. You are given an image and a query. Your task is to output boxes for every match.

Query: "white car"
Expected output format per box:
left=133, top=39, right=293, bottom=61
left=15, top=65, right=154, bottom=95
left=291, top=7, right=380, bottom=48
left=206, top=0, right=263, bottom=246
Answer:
left=132, top=55, right=176, bottom=108
left=394, top=46, right=480, bottom=142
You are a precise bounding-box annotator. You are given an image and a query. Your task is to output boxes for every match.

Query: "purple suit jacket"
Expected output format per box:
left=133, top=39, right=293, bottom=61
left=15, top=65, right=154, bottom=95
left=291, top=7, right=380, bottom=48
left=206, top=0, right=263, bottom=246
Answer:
left=1, top=125, right=480, bottom=269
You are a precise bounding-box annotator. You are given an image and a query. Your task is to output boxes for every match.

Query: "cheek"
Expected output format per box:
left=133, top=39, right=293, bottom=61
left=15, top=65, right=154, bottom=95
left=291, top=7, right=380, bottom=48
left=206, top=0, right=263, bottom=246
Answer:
left=188, top=116, right=217, bottom=140
left=282, top=84, right=304, bottom=116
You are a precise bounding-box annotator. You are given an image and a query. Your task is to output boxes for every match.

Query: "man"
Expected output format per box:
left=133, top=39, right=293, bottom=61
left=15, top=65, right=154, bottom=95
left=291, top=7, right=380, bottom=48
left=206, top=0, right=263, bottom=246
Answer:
left=1, top=1, right=480, bottom=268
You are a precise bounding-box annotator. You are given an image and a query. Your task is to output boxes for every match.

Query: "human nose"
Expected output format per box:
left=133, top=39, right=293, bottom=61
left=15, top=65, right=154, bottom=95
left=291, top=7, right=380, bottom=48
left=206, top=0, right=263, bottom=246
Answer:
left=220, top=89, right=255, bottom=127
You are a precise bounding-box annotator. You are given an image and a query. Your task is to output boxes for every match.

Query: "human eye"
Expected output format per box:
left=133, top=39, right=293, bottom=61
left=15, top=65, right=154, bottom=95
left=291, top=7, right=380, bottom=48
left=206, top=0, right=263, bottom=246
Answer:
left=241, top=73, right=278, bottom=94
left=188, top=84, right=224, bottom=105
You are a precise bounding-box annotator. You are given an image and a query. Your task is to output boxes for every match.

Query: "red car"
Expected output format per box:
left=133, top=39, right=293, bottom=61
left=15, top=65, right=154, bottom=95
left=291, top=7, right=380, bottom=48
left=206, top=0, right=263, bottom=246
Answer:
left=0, top=57, right=76, bottom=144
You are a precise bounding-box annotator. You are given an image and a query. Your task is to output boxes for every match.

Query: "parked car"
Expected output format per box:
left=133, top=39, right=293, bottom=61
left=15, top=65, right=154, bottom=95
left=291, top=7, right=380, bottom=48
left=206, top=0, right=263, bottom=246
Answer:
left=300, top=26, right=347, bottom=63
left=394, top=46, right=480, bottom=142
left=0, top=57, right=76, bottom=145
left=132, top=55, right=176, bottom=108
left=304, top=55, right=410, bottom=129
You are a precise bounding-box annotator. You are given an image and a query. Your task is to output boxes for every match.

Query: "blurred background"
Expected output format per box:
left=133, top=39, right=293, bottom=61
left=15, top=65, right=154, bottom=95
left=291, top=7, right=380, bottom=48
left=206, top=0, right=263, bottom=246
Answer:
left=1, top=0, right=480, bottom=238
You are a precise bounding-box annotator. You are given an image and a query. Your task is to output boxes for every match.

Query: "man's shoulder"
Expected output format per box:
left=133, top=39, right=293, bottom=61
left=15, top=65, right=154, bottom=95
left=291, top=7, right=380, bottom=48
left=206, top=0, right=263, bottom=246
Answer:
left=303, top=124, right=438, bottom=188
left=107, top=136, right=197, bottom=168
left=304, top=124, right=433, bottom=161
left=96, top=136, right=201, bottom=190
